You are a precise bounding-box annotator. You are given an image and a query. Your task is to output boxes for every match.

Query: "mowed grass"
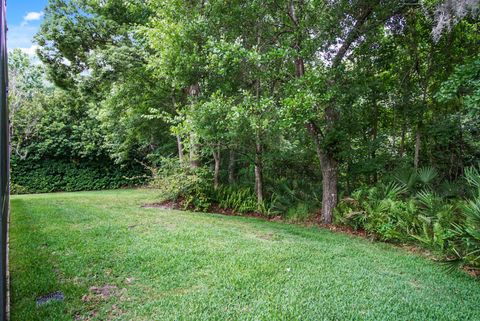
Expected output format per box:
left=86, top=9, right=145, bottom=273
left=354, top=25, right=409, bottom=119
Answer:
left=9, top=189, right=480, bottom=321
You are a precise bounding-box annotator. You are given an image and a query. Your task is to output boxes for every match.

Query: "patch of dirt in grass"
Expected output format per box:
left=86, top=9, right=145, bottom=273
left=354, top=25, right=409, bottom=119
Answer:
left=409, top=278, right=423, bottom=289
left=399, top=244, right=434, bottom=258
left=256, top=232, right=275, bottom=240
left=74, top=310, right=98, bottom=321
left=74, top=303, right=126, bottom=321
left=77, top=285, right=130, bottom=320
left=209, top=204, right=265, bottom=219
left=82, top=285, right=118, bottom=302
left=141, top=200, right=178, bottom=210
left=252, top=231, right=282, bottom=241
left=107, top=304, right=126, bottom=320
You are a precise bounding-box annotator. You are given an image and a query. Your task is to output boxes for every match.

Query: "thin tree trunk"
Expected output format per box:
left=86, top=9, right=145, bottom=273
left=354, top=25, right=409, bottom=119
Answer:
left=213, top=147, right=220, bottom=190
left=172, top=93, right=184, bottom=164
left=414, top=124, right=421, bottom=170
left=399, top=121, right=406, bottom=158
left=371, top=99, right=378, bottom=183
left=254, top=135, right=264, bottom=204
left=228, top=149, right=236, bottom=185
left=189, top=132, right=199, bottom=169
left=254, top=54, right=263, bottom=204
left=176, top=135, right=184, bottom=163
left=187, top=83, right=200, bottom=169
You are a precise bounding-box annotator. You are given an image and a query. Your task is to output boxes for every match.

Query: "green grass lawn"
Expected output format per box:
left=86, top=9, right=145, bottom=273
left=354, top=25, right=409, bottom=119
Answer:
left=9, top=189, right=480, bottom=320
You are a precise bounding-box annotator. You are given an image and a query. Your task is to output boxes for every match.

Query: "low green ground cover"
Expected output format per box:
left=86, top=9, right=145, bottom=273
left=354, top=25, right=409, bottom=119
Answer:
left=10, top=189, right=480, bottom=320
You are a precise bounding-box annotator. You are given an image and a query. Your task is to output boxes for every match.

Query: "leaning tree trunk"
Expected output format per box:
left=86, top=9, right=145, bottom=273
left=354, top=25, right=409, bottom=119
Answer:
left=399, top=121, right=406, bottom=158
left=295, top=52, right=339, bottom=224
left=213, top=147, right=221, bottom=190
left=307, top=120, right=338, bottom=224
left=295, top=55, right=340, bottom=223
left=172, top=93, right=184, bottom=164
left=371, top=99, right=378, bottom=183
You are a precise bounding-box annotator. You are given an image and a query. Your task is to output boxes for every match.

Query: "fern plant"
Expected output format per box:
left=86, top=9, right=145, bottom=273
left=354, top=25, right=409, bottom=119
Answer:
left=449, top=166, right=480, bottom=268
left=215, top=186, right=259, bottom=213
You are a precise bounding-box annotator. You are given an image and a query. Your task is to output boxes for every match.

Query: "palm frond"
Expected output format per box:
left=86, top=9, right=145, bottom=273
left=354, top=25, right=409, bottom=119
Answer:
left=464, top=166, right=480, bottom=190
left=417, top=166, right=438, bottom=185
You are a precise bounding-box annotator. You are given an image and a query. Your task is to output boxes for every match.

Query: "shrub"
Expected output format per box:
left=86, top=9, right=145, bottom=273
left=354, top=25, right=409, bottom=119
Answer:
left=285, top=202, right=312, bottom=223
left=336, top=166, right=480, bottom=271
left=213, top=185, right=258, bottom=213
left=268, top=178, right=322, bottom=220
left=149, top=158, right=212, bottom=211
left=11, top=158, right=146, bottom=194
left=150, top=158, right=278, bottom=215
left=336, top=182, right=416, bottom=241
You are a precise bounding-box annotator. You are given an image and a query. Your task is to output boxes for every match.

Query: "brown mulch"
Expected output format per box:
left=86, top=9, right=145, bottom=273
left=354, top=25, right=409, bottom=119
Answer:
left=463, top=266, right=480, bottom=278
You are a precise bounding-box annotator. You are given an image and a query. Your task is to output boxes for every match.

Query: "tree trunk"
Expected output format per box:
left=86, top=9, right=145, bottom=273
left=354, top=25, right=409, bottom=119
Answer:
left=320, top=151, right=338, bottom=224
left=399, top=121, right=406, bottom=158
left=176, top=135, right=184, bottom=163
left=307, top=121, right=338, bottom=224
left=254, top=136, right=264, bottom=204
left=371, top=99, right=378, bottom=183
left=187, top=83, right=200, bottom=169
left=189, top=132, right=199, bottom=169
left=296, top=50, right=340, bottom=223
left=228, top=149, right=236, bottom=185
left=213, top=147, right=220, bottom=190
left=414, top=124, right=421, bottom=170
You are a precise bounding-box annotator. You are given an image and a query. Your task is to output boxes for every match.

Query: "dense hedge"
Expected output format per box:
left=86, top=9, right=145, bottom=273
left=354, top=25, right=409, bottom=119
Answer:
left=11, top=158, right=148, bottom=194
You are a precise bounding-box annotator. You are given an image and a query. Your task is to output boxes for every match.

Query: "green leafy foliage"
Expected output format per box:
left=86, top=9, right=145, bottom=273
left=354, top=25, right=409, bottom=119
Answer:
left=11, top=158, right=146, bottom=194
left=412, top=190, right=456, bottom=252
left=149, top=158, right=213, bottom=212
left=449, top=167, right=480, bottom=268
left=337, top=167, right=480, bottom=269
left=214, top=186, right=259, bottom=213
left=336, top=182, right=416, bottom=241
